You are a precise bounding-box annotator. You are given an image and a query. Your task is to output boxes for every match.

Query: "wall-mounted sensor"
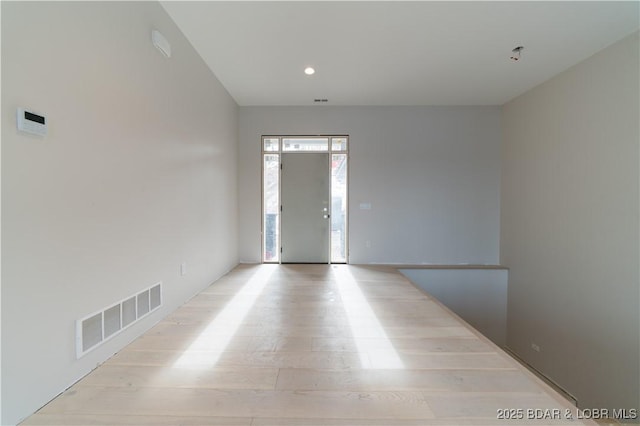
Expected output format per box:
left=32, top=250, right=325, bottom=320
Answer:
left=152, top=30, right=171, bottom=58
left=17, top=108, right=47, bottom=136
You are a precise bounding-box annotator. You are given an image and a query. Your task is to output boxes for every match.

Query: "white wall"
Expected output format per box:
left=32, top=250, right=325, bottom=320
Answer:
left=0, top=4, right=3, bottom=422
left=1, top=2, right=238, bottom=424
left=239, top=106, right=501, bottom=265
left=501, top=32, right=639, bottom=414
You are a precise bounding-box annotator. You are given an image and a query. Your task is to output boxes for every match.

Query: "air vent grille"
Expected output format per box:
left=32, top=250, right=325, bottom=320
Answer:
left=76, top=282, right=162, bottom=358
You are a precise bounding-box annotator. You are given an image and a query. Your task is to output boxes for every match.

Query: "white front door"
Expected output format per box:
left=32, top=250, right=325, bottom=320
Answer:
left=280, top=153, right=330, bottom=263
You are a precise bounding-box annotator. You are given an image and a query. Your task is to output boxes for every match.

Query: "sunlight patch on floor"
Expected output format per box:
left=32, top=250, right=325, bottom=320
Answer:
left=333, top=266, right=404, bottom=369
left=173, top=265, right=276, bottom=369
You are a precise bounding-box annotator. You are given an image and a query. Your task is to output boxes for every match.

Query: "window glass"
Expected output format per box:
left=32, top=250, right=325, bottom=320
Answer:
left=282, top=138, right=329, bottom=152
left=263, top=137, right=279, bottom=152
left=331, top=137, right=347, bottom=151
left=331, top=154, right=348, bottom=263
left=263, top=154, right=280, bottom=262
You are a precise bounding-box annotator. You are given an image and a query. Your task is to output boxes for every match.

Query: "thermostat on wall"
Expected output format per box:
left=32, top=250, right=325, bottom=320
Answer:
left=17, top=107, right=47, bottom=136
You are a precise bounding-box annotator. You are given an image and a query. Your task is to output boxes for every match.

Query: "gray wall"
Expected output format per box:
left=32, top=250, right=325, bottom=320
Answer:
left=401, top=269, right=507, bottom=348
left=1, top=2, right=239, bottom=424
left=501, top=32, right=639, bottom=413
left=239, top=106, right=501, bottom=265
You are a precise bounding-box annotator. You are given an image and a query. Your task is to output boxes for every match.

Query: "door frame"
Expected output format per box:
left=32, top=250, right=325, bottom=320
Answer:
left=261, top=135, right=349, bottom=264
left=281, top=152, right=330, bottom=263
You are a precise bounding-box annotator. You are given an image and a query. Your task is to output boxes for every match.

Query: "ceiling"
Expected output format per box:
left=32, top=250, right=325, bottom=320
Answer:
left=160, top=1, right=639, bottom=106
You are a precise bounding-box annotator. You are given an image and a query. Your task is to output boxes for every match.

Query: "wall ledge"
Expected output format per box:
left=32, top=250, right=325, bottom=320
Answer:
left=355, top=263, right=508, bottom=270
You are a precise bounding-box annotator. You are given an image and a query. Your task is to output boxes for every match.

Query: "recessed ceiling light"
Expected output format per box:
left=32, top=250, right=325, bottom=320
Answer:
left=304, top=67, right=315, bottom=75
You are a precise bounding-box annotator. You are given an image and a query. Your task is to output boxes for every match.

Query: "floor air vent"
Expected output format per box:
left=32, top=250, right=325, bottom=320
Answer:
left=76, top=282, right=162, bottom=358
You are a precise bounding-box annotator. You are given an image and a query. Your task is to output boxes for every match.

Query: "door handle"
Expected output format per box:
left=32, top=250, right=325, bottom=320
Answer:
left=323, top=214, right=330, bottom=219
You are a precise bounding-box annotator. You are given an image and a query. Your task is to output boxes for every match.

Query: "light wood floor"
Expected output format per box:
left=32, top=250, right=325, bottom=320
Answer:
left=23, top=264, right=593, bottom=425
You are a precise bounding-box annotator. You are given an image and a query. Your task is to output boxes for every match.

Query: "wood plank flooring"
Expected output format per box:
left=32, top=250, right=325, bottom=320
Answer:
left=22, top=264, right=593, bottom=425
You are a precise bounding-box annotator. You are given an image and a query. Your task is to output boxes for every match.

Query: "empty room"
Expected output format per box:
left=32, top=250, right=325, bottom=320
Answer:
left=1, top=1, right=638, bottom=425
